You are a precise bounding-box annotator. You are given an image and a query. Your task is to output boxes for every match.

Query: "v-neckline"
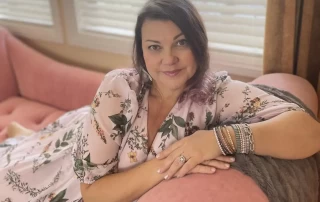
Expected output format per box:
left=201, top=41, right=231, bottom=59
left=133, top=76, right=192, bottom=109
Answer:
left=143, top=89, right=179, bottom=153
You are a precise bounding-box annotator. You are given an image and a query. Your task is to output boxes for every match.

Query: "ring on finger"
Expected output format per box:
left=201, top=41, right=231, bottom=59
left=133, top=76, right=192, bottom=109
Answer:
left=178, top=154, right=187, bottom=164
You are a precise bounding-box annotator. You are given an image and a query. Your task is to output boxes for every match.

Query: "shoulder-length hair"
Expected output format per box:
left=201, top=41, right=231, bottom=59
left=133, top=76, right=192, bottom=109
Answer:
left=133, top=0, right=215, bottom=104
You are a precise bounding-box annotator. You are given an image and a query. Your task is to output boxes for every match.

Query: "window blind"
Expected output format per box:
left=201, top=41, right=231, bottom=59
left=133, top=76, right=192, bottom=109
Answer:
left=0, top=0, right=53, bottom=26
left=75, top=0, right=266, bottom=56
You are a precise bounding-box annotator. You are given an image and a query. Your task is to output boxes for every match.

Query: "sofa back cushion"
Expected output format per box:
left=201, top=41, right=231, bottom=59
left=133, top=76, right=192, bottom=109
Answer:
left=4, top=27, right=105, bottom=111
left=0, top=27, right=19, bottom=102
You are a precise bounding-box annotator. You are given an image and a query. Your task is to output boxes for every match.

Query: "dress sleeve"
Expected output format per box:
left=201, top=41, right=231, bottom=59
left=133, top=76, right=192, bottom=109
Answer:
left=213, top=72, right=305, bottom=125
left=72, top=71, right=139, bottom=184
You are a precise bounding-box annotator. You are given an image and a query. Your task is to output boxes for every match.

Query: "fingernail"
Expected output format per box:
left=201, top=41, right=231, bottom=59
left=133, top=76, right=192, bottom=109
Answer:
left=157, top=169, right=161, bottom=173
left=156, top=154, right=160, bottom=159
left=230, top=158, right=235, bottom=162
left=164, top=175, right=169, bottom=180
left=225, top=164, right=230, bottom=168
left=211, top=168, right=216, bottom=172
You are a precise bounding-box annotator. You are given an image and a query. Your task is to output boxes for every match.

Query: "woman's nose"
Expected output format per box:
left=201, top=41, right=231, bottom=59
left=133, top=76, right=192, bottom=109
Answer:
left=162, top=49, right=178, bottom=66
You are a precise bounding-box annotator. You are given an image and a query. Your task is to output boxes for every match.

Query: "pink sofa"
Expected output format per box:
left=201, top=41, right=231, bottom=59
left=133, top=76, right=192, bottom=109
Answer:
left=0, top=27, right=318, bottom=202
left=0, top=27, right=105, bottom=141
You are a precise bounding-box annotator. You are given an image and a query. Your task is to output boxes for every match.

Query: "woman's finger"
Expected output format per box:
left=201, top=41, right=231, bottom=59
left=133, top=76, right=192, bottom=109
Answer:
left=174, top=157, right=199, bottom=178
left=163, top=154, right=186, bottom=180
left=156, top=140, right=184, bottom=160
left=188, top=165, right=216, bottom=175
left=157, top=148, right=184, bottom=174
left=201, top=159, right=230, bottom=170
left=215, top=155, right=235, bottom=163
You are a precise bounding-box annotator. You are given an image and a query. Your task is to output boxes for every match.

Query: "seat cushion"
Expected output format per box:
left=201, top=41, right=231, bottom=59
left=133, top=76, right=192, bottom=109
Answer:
left=0, top=96, right=66, bottom=141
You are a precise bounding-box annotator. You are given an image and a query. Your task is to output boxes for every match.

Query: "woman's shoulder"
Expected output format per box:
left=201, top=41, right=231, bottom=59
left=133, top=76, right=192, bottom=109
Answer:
left=180, top=70, right=232, bottom=106
left=207, top=70, right=231, bottom=84
left=105, top=68, right=140, bottom=81
left=103, top=68, right=141, bottom=93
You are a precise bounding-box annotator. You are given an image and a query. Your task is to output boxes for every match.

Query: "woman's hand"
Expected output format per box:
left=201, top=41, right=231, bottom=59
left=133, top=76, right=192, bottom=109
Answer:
left=156, top=130, right=231, bottom=179
left=173, top=156, right=234, bottom=177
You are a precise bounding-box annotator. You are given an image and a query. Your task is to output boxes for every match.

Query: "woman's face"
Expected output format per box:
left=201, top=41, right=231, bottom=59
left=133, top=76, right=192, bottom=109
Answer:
left=141, top=20, right=197, bottom=93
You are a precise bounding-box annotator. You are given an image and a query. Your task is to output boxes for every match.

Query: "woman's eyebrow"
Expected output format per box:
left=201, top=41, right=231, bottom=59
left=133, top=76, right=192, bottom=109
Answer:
left=173, top=33, right=183, bottom=40
left=145, top=40, right=160, bottom=43
left=145, top=33, right=184, bottom=43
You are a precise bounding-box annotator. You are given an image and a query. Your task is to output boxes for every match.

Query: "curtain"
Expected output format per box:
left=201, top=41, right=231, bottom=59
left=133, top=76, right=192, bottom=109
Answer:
left=263, top=0, right=320, bottom=118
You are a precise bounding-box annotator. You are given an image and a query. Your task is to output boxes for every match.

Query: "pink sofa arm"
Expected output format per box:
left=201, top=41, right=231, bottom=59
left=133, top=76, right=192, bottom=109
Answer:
left=2, top=26, right=105, bottom=111
left=139, top=170, right=268, bottom=202
left=0, top=27, right=19, bottom=102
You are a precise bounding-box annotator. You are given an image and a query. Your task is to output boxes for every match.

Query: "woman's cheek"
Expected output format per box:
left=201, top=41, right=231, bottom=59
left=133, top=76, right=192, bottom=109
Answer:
left=144, top=54, right=160, bottom=72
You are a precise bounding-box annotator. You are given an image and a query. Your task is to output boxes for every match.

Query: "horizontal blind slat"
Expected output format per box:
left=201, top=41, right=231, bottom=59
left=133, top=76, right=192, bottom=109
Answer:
left=2, top=0, right=50, bottom=7
left=83, top=25, right=134, bottom=37
left=93, top=0, right=147, bottom=6
left=78, top=1, right=141, bottom=14
left=193, top=2, right=266, bottom=16
left=79, top=9, right=137, bottom=23
left=79, top=17, right=135, bottom=30
left=0, top=11, right=51, bottom=21
left=1, top=6, right=51, bottom=14
left=201, top=13, right=265, bottom=26
left=0, top=0, right=53, bottom=26
left=207, top=32, right=264, bottom=48
left=205, top=22, right=264, bottom=37
left=203, top=0, right=266, bottom=5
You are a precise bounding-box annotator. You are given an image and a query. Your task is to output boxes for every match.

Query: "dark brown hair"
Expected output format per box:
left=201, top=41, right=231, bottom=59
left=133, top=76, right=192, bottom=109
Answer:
left=133, top=0, right=210, bottom=91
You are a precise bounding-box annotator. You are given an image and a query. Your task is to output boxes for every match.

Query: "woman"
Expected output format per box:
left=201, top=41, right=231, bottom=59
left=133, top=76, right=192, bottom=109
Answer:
left=0, top=0, right=319, bottom=201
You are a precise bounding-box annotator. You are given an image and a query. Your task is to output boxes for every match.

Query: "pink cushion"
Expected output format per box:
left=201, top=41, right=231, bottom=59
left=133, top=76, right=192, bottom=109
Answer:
left=251, top=73, right=319, bottom=116
left=0, top=96, right=65, bottom=139
left=4, top=28, right=105, bottom=111
left=139, top=169, right=268, bottom=202
left=0, top=27, right=18, bottom=102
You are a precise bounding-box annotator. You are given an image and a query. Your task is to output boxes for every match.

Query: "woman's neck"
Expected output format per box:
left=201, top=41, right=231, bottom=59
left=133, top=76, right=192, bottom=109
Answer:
left=150, top=83, right=184, bottom=104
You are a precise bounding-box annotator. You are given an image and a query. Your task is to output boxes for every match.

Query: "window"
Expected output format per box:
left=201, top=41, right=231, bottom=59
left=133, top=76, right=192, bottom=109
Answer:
left=64, top=0, right=266, bottom=77
left=0, top=0, right=63, bottom=43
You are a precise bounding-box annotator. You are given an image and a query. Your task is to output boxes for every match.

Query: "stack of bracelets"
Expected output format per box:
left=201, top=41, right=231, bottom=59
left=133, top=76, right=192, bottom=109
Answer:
left=213, top=124, right=255, bottom=155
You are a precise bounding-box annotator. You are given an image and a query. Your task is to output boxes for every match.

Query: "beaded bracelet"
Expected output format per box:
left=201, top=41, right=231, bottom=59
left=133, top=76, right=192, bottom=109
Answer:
left=213, top=127, right=226, bottom=156
left=232, top=124, right=255, bottom=154
left=223, top=126, right=236, bottom=153
left=217, top=126, right=233, bottom=154
left=213, top=124, right=255, bottom=155
left=231, top=124, right=241, bottom=153
left=243, top=124, right=255, bottom=153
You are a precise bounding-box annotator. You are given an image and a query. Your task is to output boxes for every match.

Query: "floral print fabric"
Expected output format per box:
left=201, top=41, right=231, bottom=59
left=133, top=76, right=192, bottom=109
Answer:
left=0, top=68, right=304, bottom=201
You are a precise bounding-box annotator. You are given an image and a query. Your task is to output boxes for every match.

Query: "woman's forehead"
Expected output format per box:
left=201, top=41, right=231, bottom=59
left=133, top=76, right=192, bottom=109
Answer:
left=141, top=19, right=184, bottom=40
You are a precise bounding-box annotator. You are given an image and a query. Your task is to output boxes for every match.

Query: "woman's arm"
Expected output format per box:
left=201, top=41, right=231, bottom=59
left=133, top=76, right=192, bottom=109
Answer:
left=155, top=111, right=320, bottom=179
left=155, top=74, right=320, bottom=178
left=81, top=158, right=164, bottom=202
left=213, top=74, right=320, bottom=159
left=233, top=111, right=320, bottom=159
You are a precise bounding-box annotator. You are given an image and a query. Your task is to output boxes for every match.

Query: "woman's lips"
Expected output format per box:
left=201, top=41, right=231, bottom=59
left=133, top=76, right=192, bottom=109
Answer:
left=163, top=69, right=182, bottom=77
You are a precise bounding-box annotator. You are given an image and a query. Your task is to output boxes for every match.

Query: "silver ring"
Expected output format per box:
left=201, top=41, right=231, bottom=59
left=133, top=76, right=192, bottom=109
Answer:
left=178, top=155, right=187, bottom=164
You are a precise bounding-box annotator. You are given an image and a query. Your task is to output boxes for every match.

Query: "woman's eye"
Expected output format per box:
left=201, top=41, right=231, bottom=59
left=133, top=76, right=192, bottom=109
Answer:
left=177, top=39, right=188, bottom=46
left=148, top=45, right=161, bottom=51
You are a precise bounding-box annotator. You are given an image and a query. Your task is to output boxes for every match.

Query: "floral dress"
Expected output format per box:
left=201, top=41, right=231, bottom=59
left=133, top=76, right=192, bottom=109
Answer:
left=0, top=68, right=304, bottom=202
